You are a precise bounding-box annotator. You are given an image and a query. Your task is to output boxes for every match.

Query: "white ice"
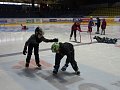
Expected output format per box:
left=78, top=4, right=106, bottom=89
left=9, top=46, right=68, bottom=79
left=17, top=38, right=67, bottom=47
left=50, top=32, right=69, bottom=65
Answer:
left=0, top=23, right=120, bottom=90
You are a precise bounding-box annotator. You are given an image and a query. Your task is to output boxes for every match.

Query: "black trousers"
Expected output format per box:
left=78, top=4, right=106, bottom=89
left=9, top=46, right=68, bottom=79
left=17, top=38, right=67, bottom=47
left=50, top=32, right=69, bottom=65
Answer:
left=97, top=26, right=100, bottom=33
left=70, top=29, right=76, bottom=39
left=54, top=51, right=79, bottom=72
left=26, top=44, right=39, bottom=64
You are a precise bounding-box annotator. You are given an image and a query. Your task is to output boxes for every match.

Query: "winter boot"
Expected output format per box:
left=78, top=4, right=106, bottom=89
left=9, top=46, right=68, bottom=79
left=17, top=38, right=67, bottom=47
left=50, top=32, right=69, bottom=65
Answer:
left=53, top=68, right=58, bottom=74
left=75, top=71, right=80, bottom=75
left=61, top=65, right=67, bottom=71
left=25, top=63, right=29, bottom=68
left=36, top=64, right=41, bottom=68
left=95, top=32, right=99, bottom=34
left=75, top=38, right=77, bottom=42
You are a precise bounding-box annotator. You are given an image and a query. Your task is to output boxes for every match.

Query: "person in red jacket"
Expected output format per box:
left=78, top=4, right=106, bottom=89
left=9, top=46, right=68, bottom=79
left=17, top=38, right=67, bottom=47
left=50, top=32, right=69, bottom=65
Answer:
left=21, top=24, right=28, bottom=30
left=69, top=21, right=81, bottom=42
left=101, top=19, right=106, bottom=35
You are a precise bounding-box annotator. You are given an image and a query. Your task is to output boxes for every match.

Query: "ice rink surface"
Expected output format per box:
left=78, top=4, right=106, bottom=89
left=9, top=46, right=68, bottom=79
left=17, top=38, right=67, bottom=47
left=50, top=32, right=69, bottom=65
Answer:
left=0, top=23, right=120, bottom=90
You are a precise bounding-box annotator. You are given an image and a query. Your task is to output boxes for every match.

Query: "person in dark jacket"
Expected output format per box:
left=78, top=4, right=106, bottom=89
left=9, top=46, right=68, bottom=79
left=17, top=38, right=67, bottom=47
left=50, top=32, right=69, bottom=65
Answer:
left=70, top=21, right=81, bottom=42
left=23, top=27, right=58, bottom=68
left=51, top=42, right=80, bottom=75
left=93, top=36, right=117, bottom=44
left=95, top=17, right=101, bottom=34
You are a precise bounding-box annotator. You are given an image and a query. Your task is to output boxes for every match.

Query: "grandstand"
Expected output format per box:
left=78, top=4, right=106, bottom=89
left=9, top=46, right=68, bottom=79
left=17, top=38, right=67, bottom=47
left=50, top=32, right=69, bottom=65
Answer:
left=0, top=0, right=120, bottom=18
left=89, top=2, right=120, bottom=17
left=90, top=7, right=120, bottom=16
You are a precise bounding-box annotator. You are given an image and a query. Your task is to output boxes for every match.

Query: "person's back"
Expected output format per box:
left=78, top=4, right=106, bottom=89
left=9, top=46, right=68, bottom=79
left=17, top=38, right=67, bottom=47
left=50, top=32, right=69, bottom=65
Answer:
left=59, top=42, right=74, bottom=55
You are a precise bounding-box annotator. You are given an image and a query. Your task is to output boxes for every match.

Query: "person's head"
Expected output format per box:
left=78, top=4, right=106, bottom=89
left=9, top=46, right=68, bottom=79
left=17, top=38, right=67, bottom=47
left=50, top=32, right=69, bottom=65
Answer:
left=75, top=22, right=80, bottom=25
left=90, top=16, right=93, bottom=19
left=74, top=21, right=80, bottom=26
left=90, top=17, right=93, bottom=20
left=96, top=17, right=99, bottom=19
left=35, top=27, right=44, bottom=38
left=51, top=42, right=60, bottom=53
left=74, top=19, right=81, bottom=25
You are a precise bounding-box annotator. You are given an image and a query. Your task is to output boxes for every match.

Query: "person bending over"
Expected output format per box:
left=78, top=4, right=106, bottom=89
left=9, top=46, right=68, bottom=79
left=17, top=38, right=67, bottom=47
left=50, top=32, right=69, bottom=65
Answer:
left=51, top=42, right=80, bottom=75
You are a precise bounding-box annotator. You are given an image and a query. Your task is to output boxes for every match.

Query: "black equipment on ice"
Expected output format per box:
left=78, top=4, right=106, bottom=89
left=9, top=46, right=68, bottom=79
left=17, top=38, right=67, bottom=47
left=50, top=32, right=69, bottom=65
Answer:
left=93, top=36, right=117, bottom=44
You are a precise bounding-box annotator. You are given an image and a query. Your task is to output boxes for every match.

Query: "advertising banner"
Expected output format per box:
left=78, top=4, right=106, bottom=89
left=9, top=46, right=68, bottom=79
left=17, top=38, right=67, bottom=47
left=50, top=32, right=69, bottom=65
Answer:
left=0, top=18, right=119, bottom=25
left=42, top=18, right=50, bottom=22
left=16, top=18, right=26, bottom=23
left=35, top=18, right=42, bottom=23
left=7, top=19, right=17, bottom=24
left=26, top=18, right=34, bottom=23
left=49, top=19, right=57, bottom=22
left=114, top=18, right=120, bottom=22
left=0, top=19, right=7, bottom=24
left=105, top=18, right=114, bottom=23
left=57, top=18, right=73, bottom=22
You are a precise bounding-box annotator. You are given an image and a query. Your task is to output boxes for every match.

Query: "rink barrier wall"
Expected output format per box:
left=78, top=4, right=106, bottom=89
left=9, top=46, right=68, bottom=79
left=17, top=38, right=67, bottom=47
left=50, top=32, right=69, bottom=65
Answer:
left=0, top=18, right=120, bottom=26
left=0, top=18, right=120, bottom=43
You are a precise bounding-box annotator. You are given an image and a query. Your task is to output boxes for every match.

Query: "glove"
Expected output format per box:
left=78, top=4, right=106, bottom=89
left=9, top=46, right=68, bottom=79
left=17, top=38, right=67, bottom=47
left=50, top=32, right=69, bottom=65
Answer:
left=23, top=47, right=27, bottom=55
left=53, top=38, right=58, bottom=42
left=23, top=50, right=27, bottom=55
left=78, top=29, right=82, bottom=32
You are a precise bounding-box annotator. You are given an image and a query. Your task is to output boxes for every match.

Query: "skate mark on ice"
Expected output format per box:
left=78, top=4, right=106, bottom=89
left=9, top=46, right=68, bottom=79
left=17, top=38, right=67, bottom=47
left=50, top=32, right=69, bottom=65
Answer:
left=36, top=70, right=83, bottom=90
left=79, top=83, right=107, bottom=90
left=0, top=41, right=97, bottom=58
left=112, top=81, right=120, bottom=87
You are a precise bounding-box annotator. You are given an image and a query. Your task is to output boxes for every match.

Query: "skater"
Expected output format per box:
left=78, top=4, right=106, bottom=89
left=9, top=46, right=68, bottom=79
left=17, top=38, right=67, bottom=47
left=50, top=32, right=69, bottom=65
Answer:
left=23, top=27, right=58, bottom=68
left=51, top=42, right=80, bottom=75
left=101, top=19, right=106, bottom=35
left=88, top=17, right=94, bottom=32
left=70, top=21, right=81, bottom=42
left=21, top=24, right=28, bottom=30
left=95, top=17, right=101, bottom=34
left=93, top=36, right=104, bottom=43
left=93, top=36, right=117, bottom=44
